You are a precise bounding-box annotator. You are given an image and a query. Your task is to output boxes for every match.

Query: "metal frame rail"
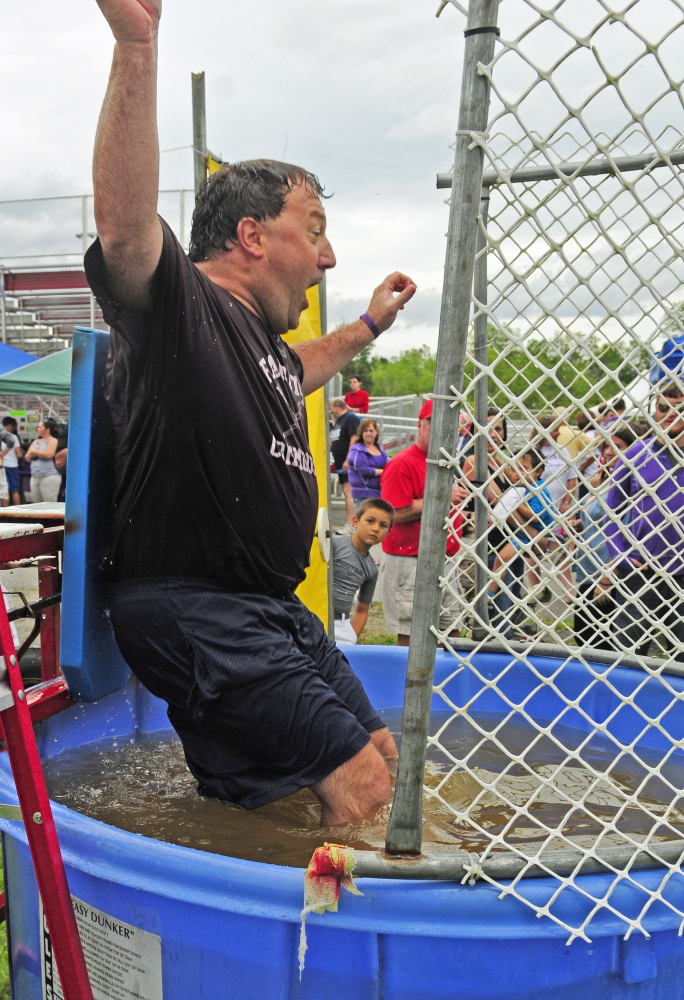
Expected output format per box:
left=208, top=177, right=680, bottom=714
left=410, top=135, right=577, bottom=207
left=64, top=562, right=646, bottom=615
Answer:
left=384, top=13, right=684, bottom=864
left=0, top=525, right=90, bottom=999
left=384, top=0, right=501, bottom=856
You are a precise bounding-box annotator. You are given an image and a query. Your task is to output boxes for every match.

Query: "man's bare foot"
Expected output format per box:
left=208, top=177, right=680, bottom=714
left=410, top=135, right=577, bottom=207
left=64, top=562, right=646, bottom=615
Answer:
left=370, top=727, right=398, bottom=775
left=312, top=740, right=391, bottom=827
left=370, top=725, right=396, bottom=757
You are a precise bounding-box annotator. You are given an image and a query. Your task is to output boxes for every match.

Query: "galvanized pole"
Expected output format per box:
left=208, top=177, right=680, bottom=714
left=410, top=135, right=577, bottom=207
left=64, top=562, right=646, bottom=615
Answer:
left=192, top=72, right=208, bottom=197
left=470, top=186, right=490, bottom=641
left=179, top=189, right=186, bottom=250
left=385, top=0, right=500, bottom=855
left=319, top=273, right=337, bottom=640
left=0, top=268, right=6, bottom=345
left=81, top=195, right=89, bottom=259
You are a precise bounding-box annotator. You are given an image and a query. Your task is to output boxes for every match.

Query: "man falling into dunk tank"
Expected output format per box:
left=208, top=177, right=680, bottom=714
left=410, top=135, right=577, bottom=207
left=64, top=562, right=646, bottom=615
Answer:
left=88, top=0, right=417, bottom=827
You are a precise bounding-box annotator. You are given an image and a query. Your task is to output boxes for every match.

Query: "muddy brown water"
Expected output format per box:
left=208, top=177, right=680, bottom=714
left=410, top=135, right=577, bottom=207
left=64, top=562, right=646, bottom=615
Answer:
left=42, top=711, right=684, bottom=868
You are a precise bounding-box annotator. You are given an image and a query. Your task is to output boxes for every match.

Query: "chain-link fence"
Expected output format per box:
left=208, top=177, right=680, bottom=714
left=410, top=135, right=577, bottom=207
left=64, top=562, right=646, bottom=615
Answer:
left=368, top=0, right=684, bottom=948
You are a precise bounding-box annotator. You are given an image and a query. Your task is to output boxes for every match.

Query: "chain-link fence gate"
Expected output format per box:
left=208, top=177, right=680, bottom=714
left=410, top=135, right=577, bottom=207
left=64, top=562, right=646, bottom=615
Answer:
left=350, top=0, right=684, bottom=947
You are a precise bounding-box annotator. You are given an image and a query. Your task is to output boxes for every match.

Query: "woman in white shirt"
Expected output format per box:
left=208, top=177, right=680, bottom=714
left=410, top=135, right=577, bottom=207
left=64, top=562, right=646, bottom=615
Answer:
left=527, top=414, right=578, bottom=603
left=25, top=419, right=61, bottom=503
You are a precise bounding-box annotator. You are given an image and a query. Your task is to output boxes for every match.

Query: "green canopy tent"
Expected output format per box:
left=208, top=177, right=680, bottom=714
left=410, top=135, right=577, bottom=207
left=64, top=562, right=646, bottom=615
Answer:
left=0, top=349, right=72, bottom=396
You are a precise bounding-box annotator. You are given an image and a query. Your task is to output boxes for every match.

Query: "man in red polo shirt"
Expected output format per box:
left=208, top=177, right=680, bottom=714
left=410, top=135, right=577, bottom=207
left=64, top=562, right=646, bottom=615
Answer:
left=345, top=376, right=370, bottom=414
left=380, top=399, right=467, bottom=645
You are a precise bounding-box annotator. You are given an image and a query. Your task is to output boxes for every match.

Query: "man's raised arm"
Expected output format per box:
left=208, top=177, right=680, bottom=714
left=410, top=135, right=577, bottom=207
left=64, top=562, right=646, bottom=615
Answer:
left=92, top=0, right=164, bottom=309
left=293, top=272, right=416, bottom=396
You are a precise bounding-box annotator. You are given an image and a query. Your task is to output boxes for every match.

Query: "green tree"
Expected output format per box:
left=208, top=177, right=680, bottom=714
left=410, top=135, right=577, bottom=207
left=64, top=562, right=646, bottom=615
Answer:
left=369, top=346, right=436, bottom=396
left=340, top=345, right=374, bottom=394
left=463, top=326, right=649, bottom=412
left=341, top=328, right=649, bottom=405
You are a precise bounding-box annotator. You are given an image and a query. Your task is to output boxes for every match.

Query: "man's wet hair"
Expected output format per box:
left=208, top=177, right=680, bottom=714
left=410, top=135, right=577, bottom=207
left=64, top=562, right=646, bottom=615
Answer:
left=519, top=448, right=545, bottom=473
left=189, top=159, right=326, bottom=263
left=356, top=497, right=394, bottom=524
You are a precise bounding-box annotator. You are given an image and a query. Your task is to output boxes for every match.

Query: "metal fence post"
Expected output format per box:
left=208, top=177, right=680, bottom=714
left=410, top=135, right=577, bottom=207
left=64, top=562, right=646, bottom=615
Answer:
left=192, top=72, right=207, bottom=197
left=0, top=268, right=6, bottom=345
left=385, top=0, right=500, bottom=855
left=81, top=196, right=89, bottom=259
left=470, top=186, right=491, bottom=641
left=180, top=189, right=186, bottom=250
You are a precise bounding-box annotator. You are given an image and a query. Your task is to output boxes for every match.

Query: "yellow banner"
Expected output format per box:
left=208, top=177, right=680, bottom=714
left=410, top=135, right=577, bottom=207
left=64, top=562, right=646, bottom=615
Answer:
left=283, top=285, right=330, bottom=630
left=207, top=154, right=222, bottom=176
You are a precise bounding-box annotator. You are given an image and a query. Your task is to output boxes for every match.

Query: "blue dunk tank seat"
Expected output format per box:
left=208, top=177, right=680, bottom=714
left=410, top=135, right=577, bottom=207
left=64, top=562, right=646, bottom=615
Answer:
left=60, top=327, right=130, bottom=702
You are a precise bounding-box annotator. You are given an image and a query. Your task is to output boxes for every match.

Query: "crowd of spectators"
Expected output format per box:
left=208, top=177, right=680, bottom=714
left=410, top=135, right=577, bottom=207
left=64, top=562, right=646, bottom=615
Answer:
left=0, top=416, right=69, bottom=506
left=330, top=378, right=684, bottom=657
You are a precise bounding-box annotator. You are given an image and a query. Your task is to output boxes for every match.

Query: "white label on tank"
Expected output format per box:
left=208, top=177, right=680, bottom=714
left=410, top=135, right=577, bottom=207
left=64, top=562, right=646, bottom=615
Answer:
left=40, top=895, right=163, bottom=1000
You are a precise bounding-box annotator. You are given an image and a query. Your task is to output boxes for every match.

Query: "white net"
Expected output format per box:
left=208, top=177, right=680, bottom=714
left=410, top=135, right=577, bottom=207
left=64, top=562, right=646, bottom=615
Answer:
left=424, top=0, right=684, bottom=942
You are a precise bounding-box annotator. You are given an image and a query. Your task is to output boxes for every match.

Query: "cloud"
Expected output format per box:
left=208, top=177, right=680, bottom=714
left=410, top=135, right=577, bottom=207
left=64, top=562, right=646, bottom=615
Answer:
left=0, top=0, right=459, bottom=294
left=1, top=0, right=680, bottom=366
left=328, top=289, right=442, bottom=331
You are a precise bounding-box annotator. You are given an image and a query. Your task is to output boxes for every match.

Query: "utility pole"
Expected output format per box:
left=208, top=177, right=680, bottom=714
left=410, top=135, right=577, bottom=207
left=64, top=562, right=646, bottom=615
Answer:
left=192, top=72, right=207, bottom=196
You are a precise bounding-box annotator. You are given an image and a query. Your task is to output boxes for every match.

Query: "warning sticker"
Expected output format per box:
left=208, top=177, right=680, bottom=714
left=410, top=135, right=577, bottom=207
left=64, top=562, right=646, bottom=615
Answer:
left=41, top=895, right=163, bottom=1000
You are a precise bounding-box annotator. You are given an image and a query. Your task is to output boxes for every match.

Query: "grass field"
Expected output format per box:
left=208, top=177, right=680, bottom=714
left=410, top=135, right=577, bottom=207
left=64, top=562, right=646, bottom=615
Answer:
left=356, top=600, right=397, bottom=645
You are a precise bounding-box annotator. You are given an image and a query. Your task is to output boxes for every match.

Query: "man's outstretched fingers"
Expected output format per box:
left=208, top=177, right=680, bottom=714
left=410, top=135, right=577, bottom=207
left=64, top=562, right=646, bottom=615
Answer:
left=312, top=740, right=392, bottom=827
left=366, top=272, right=417, bottom=334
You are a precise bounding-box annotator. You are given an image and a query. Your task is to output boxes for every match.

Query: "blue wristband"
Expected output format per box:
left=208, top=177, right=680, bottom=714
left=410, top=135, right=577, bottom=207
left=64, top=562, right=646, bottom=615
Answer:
left=360, top=313, right=381, bottom=339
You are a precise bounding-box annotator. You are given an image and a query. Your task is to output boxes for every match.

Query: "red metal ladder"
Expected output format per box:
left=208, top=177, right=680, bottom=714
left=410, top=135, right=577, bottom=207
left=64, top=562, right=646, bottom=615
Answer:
left=0, top=558, right=92, bottom=999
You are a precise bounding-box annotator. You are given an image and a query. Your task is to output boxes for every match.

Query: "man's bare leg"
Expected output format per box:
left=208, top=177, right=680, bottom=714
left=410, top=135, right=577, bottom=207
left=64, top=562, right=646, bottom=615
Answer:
left=312, top=729, right=396, bottom=827
left=341, top=481, right=356, bottom=526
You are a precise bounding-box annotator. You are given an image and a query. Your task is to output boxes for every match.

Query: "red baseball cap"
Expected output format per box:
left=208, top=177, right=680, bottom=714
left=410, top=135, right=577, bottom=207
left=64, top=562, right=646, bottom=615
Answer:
left=418, top=399, right=433, bottom=420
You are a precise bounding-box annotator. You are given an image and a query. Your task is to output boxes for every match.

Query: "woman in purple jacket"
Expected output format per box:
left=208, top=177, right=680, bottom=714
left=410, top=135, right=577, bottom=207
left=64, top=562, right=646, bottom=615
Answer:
left=348, top=418, right=389, bottom=504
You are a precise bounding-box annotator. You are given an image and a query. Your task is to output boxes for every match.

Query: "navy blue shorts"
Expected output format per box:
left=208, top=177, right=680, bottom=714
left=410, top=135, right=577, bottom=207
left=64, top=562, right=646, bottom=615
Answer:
left=4, top=467, right=19, bottom=494
left=109, top=578, right=384, bottom=809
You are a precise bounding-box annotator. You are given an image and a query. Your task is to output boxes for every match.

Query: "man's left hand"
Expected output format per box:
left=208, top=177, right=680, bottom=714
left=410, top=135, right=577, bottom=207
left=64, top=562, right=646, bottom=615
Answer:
left=365, top=272, right=417, bottom=335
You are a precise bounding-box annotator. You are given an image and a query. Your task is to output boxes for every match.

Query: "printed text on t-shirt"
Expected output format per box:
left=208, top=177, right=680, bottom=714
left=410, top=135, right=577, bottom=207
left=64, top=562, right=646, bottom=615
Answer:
left=258, top=353, right=304, bottom=402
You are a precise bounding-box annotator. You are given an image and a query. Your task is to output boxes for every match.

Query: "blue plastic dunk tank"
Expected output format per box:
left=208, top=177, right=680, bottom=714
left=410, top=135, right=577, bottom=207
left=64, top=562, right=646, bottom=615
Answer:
left=0, top=330, right=683, bottom=999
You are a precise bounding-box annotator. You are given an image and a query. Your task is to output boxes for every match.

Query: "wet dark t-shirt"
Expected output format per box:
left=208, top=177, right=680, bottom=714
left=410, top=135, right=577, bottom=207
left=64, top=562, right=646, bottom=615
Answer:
left=84, top=219, right=318, bottom=597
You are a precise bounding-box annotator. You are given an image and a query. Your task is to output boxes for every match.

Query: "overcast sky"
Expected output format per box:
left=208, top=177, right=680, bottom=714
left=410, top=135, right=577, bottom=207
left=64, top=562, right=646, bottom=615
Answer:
left=1, top=0, right=467, bottom=357
left=3, top=0, right=681, bottom=359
